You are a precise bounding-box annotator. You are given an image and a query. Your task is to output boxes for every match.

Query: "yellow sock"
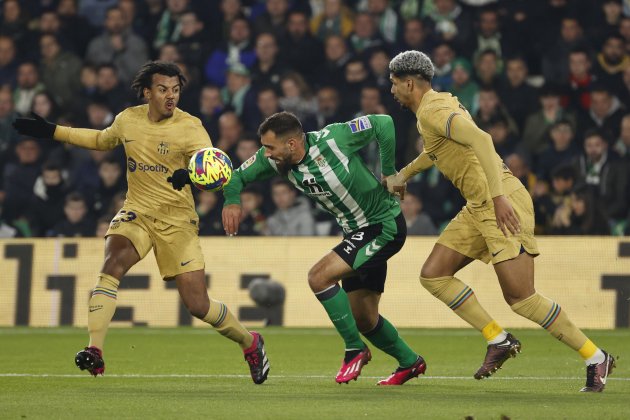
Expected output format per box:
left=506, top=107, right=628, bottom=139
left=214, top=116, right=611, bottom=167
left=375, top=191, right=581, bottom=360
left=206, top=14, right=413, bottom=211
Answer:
left=420, top=276, right=494, bottom=331
left=578, top=340, right=598, bottom=360
left=481, top=320, right=504, bottom=342
left=88, top=273, right=120, bottom=350
left=203, top=298, right=253, bottom=349
left=511, top=293, right=592, bottom=352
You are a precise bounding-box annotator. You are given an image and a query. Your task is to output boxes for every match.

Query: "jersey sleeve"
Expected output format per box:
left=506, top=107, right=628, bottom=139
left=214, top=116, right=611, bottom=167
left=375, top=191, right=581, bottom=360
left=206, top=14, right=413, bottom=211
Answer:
left=185, top=117, right=213, bottom=159
left=400, top=152, right=434, bottom=180
left=333, top=114, right=397, bottom=176
left=222, top=147, right=277, bottom=205
left=54, top=112, right=124, bottom=150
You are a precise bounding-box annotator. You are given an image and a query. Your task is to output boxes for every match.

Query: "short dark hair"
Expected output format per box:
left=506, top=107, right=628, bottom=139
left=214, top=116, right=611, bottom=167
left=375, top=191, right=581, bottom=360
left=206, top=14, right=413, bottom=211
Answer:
left=257, top=111, right=303, bottom=139
left=65, top=191, right=86, bottom=205
left=551, top=164, right=576, bottom=181
left=131, top=61, right=187, bottom=99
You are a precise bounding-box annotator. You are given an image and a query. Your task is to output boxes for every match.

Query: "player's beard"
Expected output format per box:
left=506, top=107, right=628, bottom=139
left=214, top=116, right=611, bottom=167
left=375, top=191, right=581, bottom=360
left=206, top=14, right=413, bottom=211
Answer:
left=276, top=160, right=291, bottom=176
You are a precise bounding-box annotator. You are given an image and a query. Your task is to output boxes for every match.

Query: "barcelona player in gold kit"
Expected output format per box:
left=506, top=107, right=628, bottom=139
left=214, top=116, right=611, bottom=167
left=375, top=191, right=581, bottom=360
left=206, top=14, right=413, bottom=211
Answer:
left=12, top=61, right=269, bottom=384
left=385, top=51, right=615, bottom=392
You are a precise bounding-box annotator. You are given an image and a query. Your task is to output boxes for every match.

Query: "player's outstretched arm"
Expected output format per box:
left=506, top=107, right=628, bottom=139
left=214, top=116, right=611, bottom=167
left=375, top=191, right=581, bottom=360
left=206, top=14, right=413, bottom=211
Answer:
left=12, top=113, right=56, bottom=138
left=222, top=204, right=242, bottom=236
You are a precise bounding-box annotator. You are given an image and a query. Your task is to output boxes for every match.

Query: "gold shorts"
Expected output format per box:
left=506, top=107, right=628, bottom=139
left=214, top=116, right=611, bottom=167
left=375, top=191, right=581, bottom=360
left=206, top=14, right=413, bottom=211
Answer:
left=437, top=187, right=540, bottom=264
left=105, top=208, right=205, bottom=279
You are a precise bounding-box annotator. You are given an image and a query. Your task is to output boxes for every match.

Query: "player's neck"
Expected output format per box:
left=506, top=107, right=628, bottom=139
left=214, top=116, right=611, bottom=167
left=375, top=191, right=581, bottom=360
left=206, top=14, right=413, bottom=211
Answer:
left=147, top=107, right=172, bottom=123
left=413, top=85, right=432, bottom=113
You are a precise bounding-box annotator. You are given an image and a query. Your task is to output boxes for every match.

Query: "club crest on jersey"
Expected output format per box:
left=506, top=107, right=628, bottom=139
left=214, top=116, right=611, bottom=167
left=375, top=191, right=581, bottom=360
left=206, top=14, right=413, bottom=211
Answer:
left=157, top=141, right=169, bottom=155
left=347, top=116, right=372, bottom=133
left=242, top=155, right=256, bottom=170
left=314, top=155, right=328, bottom=168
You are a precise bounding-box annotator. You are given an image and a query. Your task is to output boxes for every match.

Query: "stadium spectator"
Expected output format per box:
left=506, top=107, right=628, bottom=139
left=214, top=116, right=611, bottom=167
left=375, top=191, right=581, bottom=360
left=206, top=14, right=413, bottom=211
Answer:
left=348, top=12, right=385, bottom=56
left=196, top=191, right=225, bottom=236
left=95, top=215, right=110, bottom=238
left=578, top=85, right=625, bottom=141
left=422, top=0, right=474, bottom=54
left=590, top=0, right=625, bottom=55
left=85, top=7, right=148, bottom=85
left=0, top=88, right=19, bottom=155
left=254, top=0, right=289, bottom=40
left=474, top=49, right=501, bottom=89
left=485, top=115, right=520, bottom=159
left=549, top=184, right=610, bottom=235
left=280, top=10, right=324, bottom=86
left=396, top=18, right=434, bottom=54
left=238, top=184, right=268, bottom=236
left=534, top=164, right=577, bottom=234
left=30, top=91, right=60, bottom=128
left=175, top=10, right=211, bottom=70
left=612, top=113, right=630, bottom=158
left=250, top=32, right=285, bottom=91
left=400, top=191, right=438, bottom=236
left=1, top=137, right=42, bottom=225
left=82, top=155, right=126, bottom=219
left=448, top=57, right=478, bottom=114
left=13, top=62, right=45, bottom=116
left=279, top=72, right=318, bottom=130
left=56, top=0, right=94, bottom=57
left=92, top=64, right=133, bottom=115
left=215, top=111, right=244, bottom=158
left=574, top=129, right=628, bottom=225
left=367, top=0, right=401, bottom=45
left=314, top=34, right=352, bottom=89
left=244, top=86, right=282, bottom=133
left=310, top=0, right=354, bottom=41
left=564, top=47, right=595, bottom=113
left=522, top=84, right=576, bottom=155
left=221, top=63, right=256, bottom=119
left=0, top=35, right=19, bottom=88
left=431, top=42, right=455, bottom=92
left=542, top=17, right=588, bottom=85
left=267, top=178, right=316, bottom=236
left=367, top=48, right=393, bottom=97
left=27, top=161, right=68, bottom=237
left=234, top=135, right=260, bottom=169
left=316, top=86, right=345, bottom=128
left=473, top=86, right=518, bottom=137
left=498, top=56, right=539, bottom=131
left=471, top=6, right=509, bottom=67
left=1, top=0, right=33, bottom=55
left=592, top=33, right=630, bottom=95
left=505, top=153, right=538, bottom=196
left=48, top=191, right=96, bottom=237
left=152, top=0, right=190, bottom=50
left=204, top=17, right=256, bottom=88
left=77, top=0, right=118, bottom=28
left=535, top=119, right=581, bottom=183
left=39, top=33, right=82, bottom=112
left=196, top=84, right=225, bottom=140
left=339, top=59, right=371, bottom=118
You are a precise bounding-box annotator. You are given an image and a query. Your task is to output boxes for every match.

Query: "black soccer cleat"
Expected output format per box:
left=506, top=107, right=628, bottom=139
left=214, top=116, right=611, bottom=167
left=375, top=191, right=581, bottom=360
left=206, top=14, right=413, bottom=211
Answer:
left=243, top=331, right=270, bottom=384
left=474, top=333, right=521, bottom=380
left=75, top=346, right=105, bottom=376
left=580, top=351, right=616, bottom=392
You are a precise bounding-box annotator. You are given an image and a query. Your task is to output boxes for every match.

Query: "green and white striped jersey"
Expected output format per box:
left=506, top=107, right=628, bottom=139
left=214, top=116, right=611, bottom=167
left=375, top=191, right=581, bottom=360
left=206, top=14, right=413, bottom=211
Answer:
left=223, top=115, right=401, bottom=233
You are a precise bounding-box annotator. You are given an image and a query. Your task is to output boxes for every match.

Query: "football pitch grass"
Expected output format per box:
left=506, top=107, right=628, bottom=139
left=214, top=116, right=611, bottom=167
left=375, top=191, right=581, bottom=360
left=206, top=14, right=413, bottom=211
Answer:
left=0, top=328, right=628, bottom=419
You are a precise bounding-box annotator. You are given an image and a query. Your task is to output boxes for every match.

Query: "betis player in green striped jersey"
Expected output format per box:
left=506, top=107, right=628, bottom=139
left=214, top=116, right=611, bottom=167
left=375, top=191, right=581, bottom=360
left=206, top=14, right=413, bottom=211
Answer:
left=222, top=111, right=426, bottom=385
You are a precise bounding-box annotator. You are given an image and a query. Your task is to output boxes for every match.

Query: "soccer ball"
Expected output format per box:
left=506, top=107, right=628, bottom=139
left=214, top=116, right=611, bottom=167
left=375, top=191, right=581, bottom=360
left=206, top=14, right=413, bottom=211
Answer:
left=188, top=147, right=233, bottom=191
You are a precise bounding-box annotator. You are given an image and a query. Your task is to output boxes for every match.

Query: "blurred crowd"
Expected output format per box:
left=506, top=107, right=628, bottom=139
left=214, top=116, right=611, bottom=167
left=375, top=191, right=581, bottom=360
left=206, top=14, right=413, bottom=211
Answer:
left=1, top=0, right=629, bottom=238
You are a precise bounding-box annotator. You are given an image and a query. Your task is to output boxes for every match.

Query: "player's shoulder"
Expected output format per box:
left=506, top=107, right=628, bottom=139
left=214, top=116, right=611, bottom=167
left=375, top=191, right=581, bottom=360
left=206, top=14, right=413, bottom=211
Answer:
left=173, top=108, right=203, bottom=127
left=117, top=104, right=148, bottom=121
left=418, top=91, right=461, bottom=123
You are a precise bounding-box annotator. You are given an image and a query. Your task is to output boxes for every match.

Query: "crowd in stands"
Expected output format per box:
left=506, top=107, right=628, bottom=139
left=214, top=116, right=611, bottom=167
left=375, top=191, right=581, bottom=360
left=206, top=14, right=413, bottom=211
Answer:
left=1, top=0, right=629, bottom=238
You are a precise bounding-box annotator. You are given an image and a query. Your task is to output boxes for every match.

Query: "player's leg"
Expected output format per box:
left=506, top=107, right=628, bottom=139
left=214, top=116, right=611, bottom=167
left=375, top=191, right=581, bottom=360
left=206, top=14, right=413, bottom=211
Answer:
left=495, top=253, right=615, bottom=392
left=348, top=288, right=426, bottom=386
left=420, top=243, right=509, bottom=344
left=175, top=270, right=269, bottom=384
left=76, top=226, right=148, bottom=376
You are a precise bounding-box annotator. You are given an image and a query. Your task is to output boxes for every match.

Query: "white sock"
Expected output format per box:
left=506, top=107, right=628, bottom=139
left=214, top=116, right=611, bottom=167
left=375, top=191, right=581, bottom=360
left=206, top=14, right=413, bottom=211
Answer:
left=487, top=330, right=508, bottom=345
left=585, top=349, right=606, bottom=366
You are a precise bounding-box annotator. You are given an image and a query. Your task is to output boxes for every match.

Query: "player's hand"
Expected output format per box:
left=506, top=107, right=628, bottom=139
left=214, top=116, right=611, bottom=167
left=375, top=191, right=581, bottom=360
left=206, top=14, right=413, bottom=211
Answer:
left=166, top=168, right=190, bottom=191
left=381, top=172, right=407, bottom=200
left=12, top=113, right=56, bottom=139
left=222, top=204, right=242, bottom=236
left=493, top=195, right=520, bottom=237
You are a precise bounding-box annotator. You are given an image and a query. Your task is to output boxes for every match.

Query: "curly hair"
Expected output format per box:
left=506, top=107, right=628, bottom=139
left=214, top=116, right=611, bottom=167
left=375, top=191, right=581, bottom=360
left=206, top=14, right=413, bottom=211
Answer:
left=130, top=61, right=187, bottom=99
left=389, top=50, right=435, bottom=82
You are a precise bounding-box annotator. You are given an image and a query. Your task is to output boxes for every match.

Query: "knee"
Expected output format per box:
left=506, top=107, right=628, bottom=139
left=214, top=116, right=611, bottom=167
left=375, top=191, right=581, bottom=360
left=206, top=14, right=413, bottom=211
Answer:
left=308, top=265, right=331, bottom=292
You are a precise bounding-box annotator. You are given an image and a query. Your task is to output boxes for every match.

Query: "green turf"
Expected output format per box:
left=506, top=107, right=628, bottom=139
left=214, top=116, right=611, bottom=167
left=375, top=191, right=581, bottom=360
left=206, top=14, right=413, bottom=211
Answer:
left=0, top=328, right=628, bottom=419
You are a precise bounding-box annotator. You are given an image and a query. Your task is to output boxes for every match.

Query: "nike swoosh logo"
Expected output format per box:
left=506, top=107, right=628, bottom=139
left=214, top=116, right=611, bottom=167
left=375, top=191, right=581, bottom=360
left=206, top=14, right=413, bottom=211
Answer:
left=491, top=249, right=504, bottom=257
left=89, top=307, right=103, bottom=312
left=180, top=260, right=193, bottom=266
left=124, top=139, right=136, bottom=143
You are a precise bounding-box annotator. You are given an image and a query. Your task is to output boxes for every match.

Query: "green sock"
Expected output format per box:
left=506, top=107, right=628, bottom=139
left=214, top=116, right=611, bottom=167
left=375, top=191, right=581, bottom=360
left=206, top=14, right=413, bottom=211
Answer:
left=363, top=315, right=418, bottom=368
left=315, top=284, right=364, bottom=350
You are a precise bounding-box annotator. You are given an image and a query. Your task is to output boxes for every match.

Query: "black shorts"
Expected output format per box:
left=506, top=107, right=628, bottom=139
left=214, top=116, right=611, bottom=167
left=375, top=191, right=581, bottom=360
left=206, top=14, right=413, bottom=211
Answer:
left=332, top=213, right=406, bottom=293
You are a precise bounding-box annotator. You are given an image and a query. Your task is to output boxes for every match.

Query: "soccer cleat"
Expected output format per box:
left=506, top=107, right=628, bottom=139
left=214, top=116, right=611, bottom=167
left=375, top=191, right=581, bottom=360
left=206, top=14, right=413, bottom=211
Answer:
left=580, top=351, right=616, bottom=392
left=377, top=355, right=427, bottom=386
left=243, top=331, right=270, bottom=384
left=474, top=333, right=521, bottom=380
left=75, top=346, right=105, bottom=376
left=335, top=347, right=372, bottom=384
